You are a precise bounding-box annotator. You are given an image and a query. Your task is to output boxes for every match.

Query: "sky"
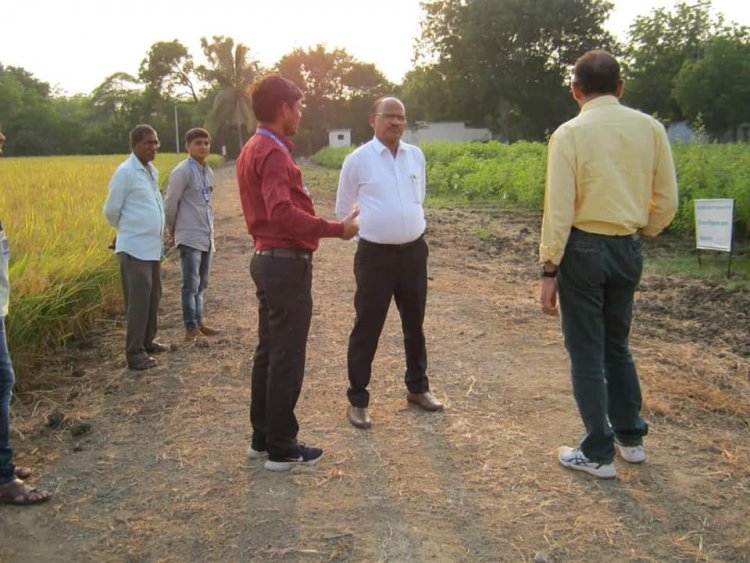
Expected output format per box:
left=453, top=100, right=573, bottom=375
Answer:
left=2, top=0, right=749, bottom=96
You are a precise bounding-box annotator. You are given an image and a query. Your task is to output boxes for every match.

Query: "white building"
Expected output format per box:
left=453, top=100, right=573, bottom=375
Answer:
left=328, top=128, right=352, bottom=147
left=404, top=121, right=492, bottom=144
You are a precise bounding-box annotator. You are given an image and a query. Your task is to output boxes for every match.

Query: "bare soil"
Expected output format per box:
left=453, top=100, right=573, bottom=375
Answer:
left=1, top=165, right=748, bottom=562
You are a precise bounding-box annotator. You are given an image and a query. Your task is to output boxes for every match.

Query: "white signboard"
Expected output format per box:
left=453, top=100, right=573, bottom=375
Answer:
left=694, top=199, right=734, bottom=252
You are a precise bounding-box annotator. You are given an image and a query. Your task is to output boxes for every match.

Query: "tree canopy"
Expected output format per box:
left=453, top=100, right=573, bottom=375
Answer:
left=410, top=0, right=617, bottom=140
left=276, top=44, right=393, bottom=153
left=622, top=0, right=746, bottom=123
left=1, top=1, right=749, bottom=156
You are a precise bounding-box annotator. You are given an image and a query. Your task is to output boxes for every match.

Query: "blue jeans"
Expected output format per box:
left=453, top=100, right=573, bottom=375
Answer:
left=0, top=317, right=16, bottom=484
left=557, top=228, right=649, bottom=463
left=179, top=245, right=212, bottom=329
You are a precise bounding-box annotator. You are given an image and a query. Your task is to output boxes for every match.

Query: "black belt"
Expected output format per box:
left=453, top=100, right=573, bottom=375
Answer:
left=255, top=247, right=312, bottom=260
left=360, top=233, right=425, bottom=250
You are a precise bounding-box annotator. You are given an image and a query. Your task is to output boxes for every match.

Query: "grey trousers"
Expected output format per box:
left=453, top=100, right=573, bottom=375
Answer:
left=118, top=252, right=161, bottom=366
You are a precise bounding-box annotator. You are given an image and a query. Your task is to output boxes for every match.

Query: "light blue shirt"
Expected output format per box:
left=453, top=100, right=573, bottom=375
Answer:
left=103, top=153, right=165, bottom=261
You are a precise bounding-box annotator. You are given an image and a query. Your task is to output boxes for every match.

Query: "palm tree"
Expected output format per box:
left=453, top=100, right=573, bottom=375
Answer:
left=198, top=36, right=260, bottom=157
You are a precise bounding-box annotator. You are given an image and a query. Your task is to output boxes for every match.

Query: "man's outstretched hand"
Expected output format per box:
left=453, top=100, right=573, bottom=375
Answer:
left=341, top=208, right=360, bottom=240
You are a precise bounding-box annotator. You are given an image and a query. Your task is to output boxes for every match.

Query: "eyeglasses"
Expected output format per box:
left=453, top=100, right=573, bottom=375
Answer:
left=373, top=113, right=407, bottom=123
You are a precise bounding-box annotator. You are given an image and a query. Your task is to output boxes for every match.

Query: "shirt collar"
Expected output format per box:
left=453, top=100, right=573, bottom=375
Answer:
left=370, top=136, right=403, bottom=155
left=129, top=152, right=156, bottom=174
left=256, top=125, right=295, bottom=153
left=580, top=95, right=620, bottom=114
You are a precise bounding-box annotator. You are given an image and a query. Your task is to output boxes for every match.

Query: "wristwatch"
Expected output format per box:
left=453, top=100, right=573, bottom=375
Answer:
left=540, top=266, right=557, bottom=278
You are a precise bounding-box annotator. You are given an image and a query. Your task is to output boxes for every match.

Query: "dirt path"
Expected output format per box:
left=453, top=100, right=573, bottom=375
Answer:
left=1, top=165, right=748, bottom=562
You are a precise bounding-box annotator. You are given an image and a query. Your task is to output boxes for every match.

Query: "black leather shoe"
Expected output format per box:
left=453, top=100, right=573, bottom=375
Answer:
left=146, top=341, right=169, bottom=354
left=406, top=392, right=443, bottom=412
left=347, top=406, right=371, bottom=429
left=129, top=356, right=157, bottom=371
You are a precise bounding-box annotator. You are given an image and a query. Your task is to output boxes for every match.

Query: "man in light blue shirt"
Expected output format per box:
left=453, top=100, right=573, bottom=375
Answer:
left=104, top=125, right=167, bottom=370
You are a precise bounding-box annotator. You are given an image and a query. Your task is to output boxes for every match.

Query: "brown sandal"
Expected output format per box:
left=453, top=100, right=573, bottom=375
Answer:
left=15, top=466, right=32, bottom=480
left=0, top=479, right=52, bottom=505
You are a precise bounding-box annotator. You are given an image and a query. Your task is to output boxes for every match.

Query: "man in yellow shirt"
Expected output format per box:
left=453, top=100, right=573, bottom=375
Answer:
left=539, top=50, right=678, bottom=479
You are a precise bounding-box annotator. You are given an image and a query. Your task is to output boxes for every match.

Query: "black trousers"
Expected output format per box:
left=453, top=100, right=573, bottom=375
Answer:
left=249, top=253, right=313, bottom=458
left=347, top=237, right=429, bottom=408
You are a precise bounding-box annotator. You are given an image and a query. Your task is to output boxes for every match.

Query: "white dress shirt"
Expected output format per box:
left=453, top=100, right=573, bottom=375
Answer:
left=336, top=137, right=426, bottom=245
left=103, top=153, right=165, bottom=261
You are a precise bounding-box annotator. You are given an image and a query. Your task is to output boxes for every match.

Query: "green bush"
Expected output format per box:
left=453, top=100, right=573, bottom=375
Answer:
left=312, top=140, right=750, bottom=240
left=310, top=146, right=354, bottom=168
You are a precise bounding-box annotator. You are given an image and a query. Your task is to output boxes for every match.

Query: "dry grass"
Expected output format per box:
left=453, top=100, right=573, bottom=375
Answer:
left=0, top=166, right=748, bottom=562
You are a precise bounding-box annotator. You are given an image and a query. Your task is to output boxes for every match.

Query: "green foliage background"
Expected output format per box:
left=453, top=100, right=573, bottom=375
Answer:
left=312, top=141, right=750, bottom=239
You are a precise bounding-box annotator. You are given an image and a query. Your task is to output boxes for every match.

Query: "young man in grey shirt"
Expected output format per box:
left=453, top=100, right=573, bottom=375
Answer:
left=164, top=128, right=221, bottom=341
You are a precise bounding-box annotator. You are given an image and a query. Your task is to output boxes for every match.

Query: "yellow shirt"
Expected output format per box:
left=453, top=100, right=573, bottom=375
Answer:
left=539, top=95, right=678, bottom=265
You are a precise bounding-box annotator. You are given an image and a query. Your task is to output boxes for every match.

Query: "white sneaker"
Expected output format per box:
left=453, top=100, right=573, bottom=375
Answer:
left=558, top=446, right=616, bottom=479
left=246, top=445, right=267, bottom=460
left=615, top=441, right=646, bottom=464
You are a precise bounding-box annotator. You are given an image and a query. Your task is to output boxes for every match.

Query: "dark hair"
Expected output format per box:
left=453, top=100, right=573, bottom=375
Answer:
left=185, top=127, right=210, bottom=144
left=251, top=75, right=304, bottom=123
left=572, top=50, right=621, bottom=96
left=130, top=124, right=158, bottom=146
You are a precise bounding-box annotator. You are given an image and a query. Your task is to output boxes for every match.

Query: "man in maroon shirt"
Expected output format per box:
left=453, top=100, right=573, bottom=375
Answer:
left=237, top=75, right=359, bottom=472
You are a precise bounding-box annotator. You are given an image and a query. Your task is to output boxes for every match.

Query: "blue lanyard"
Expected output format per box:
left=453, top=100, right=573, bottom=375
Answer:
left=255, top=127, right=310, bottom=197
left=256, top=127, right=291, bottom=154
left=188, top=158, right=211, bottom=203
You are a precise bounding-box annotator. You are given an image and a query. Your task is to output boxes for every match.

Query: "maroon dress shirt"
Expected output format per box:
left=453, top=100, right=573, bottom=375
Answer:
left=237, top=131, right=343, bottom=251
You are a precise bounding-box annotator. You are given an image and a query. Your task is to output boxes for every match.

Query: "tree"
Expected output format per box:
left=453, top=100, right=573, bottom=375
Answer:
left=622, top=0, right=744, bottom=122
left=673, top=36, right=750, bottom=139
left=139, top=40, right=200, bottom=103
left=0, top=65, right=59, bottom=155
left=276, top=45, right=393, bottom=153
left=401, top=66, right=463, bottom=123
left=413, top=0, right=617, bottom=140
left=89, top=72, right=142, bottom=121
left=198, top=35, right=260, bottom=157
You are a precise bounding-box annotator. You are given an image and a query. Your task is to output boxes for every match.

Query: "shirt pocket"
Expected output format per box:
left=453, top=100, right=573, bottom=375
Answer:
left=407, top=169, right=424, bottom=203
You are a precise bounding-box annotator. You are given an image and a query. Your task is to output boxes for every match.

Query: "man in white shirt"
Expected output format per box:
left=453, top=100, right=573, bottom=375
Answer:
left=104, top=125, right=168, bottom=371
left=336, top=97, right=443, bottom=429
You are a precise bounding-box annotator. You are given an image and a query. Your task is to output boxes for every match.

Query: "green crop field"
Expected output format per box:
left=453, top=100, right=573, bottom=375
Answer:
left=312, top=141, right=750, bottom=286
left=313, top=142, right=750, bottom=239
left=0, top=153, right=222, bottom=384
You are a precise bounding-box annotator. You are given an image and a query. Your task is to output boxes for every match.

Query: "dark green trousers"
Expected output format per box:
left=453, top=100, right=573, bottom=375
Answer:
left=557, top=228, right=649, bottom=463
